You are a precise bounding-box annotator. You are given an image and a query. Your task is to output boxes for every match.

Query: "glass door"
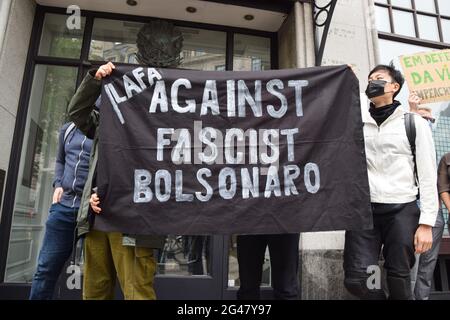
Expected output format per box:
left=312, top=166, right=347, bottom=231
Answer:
left=5, top=64, right=79, bottom=283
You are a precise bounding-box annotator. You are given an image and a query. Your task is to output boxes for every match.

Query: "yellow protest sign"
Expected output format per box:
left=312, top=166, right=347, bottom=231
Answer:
left=400, top=49, right=450, bottom=104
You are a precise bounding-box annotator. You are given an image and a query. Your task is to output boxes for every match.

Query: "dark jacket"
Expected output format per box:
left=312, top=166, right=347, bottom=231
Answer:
left=53, top=122, right=92, bottom=208
left=67, top=69, right=165, bottom=248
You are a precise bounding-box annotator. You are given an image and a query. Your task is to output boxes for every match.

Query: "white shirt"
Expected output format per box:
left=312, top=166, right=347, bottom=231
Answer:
left=362, top=105, right=439, bottom=226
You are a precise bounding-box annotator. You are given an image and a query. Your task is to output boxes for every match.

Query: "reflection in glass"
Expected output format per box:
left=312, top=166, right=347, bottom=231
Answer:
left=5, top=65, right=78, bottom=282
left=39, top=13, right=86, bottom=59
left=178, top=27, right=226, bottom=71
left=233, top=34, right=271, bottom=71
left=89, top=20, right=227, bottom=72
left=157, top=235, right=211, bottom=276
left=89, top=19, right=144, bottom=63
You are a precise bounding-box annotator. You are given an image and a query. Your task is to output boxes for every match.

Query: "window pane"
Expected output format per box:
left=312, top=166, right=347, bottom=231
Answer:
left=390, top=0, right=412, bottom=8
left=178, top=27, right=226, bottom=71
left=442, top=18, right=450, bottom=43
left=375, top=6, right=391, bottom=32
left=156, top=235, right=212, bottom=276
left=39, top=13, right=85, bottom=59
left=417, top=14, right=440, bottom=41
left=438, top=0, right=450, bottom=16
left=89, top=19, right=143, bottom=63
left=415, top=0, right=436, bottom=13
left=392, top=9, right=416, bottom=37
left=233, top=34, right=271, bottom=71
left=375, top=0, right=388, bottom=4
left=5, top=65, right=78, bottom=283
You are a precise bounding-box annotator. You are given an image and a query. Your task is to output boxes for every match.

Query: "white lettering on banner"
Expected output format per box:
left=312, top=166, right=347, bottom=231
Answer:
left=201, top=80, right=220, bottom=115
left=196, top=168, right=213, bottom=202
left=171, top=78, right=196, bottom=113
left=134, top=169, right=152, bottom=203
left=149, top=80, right=168, bottom=113
left=133, top=164, right=320, bottom=203
left=103, top=67, right=309, bottom=124
left=155, top=170, right=171, bottom=202
left=102, top=67, right=323, bottom=205
left=156, top=126, right=299, bottom=166
left=241, top=167, right=260, bottom=199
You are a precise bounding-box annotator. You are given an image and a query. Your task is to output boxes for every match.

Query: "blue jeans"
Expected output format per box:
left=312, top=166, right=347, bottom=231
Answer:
left=29, top=203, right=78, bottom=300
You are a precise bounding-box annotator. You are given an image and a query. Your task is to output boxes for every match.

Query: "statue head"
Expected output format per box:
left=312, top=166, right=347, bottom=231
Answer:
left=136, top=19, right=184, bottom=68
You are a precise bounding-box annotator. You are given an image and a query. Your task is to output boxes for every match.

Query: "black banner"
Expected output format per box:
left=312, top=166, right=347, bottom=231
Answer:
left=95, top=65, right=372, bottom=235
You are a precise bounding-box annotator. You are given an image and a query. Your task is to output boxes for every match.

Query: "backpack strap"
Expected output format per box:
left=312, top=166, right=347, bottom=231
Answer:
left=63, top=122, right=77, bottom=144
left=404, top=113, right=418, bottom=185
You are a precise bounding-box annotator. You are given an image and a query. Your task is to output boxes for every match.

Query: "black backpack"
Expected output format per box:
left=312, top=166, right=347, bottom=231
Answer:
left=404, top=113, right=419, bottom=193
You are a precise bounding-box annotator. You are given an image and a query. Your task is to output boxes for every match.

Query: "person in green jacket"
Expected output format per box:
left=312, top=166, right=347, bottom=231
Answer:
left=68, top=61, right=166, bottom=300
left=69, top=20, right=184, bottom=300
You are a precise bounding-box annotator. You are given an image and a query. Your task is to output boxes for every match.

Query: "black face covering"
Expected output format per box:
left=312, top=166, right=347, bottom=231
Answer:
left=369, top=100, right=401, bottom=126
left=365, top=80, right=387, bottom=99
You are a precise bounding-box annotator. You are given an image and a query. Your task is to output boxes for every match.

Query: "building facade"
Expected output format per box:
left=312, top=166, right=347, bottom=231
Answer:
left=0, top=0, right=448, bottom=299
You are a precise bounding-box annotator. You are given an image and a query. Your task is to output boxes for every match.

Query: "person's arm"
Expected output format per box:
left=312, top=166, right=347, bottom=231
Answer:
left=409, top=91, right=435, bottom=122
left=68, top=62, right=115, bottom=138
left=441, top=192, right=450, bottom=212
left=413, top=115, right=439, bottom=253
left=52, top=126, right=66, bottom=203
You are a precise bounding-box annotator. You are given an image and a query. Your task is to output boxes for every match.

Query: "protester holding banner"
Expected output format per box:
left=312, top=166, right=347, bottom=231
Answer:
left=408, top=92, right=445, bottom=300
left=344, top=63, right=439, bottom=300
left=94, top=63, right=371, bottom=235
left=86, top=53, right=373, bottom=301
left=67, top=62, right=162, bottom=300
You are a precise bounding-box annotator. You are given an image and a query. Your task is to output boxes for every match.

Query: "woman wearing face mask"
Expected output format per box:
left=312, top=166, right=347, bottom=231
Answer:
left=343, top=63, right=439, bottom=300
